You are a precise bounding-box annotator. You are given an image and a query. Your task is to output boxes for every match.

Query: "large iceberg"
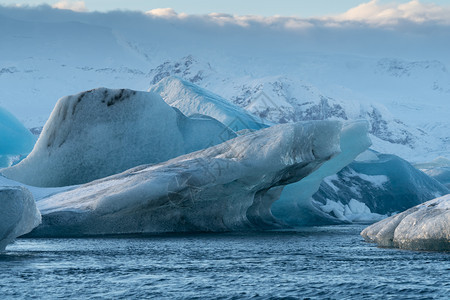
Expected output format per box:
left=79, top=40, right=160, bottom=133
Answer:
left=2, top=88, right=236, bottom=187
left=313, top=152, right=449, bottom=221
left=0, top=107, right=36, bottom=168
left=149, top=76, right=267, bottom=131
left=361, top=194, right=450, bottom=251
left=150, top=78, right=445, bottom=222
left=0, top=186, right=41, bottom=251
left=30, top=121, right=344, bottom=237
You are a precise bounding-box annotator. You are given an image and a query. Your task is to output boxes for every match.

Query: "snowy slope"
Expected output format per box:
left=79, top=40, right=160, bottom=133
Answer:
left=0, top=13, right=150, bottom=127
left=147, top=55, right=449, bottom=163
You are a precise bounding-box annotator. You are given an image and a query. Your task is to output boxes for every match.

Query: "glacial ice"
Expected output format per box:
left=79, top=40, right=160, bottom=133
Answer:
left=0, top=107, right=36, bottom=168
left=147, top=78, right=445, bottom=223
left=361, top=194, right=450, bottom=251
left=318, top=198, right=384, bottom=223
left=30, top=121, right=343, bottom=236
left=1, top=88, right=236, bottom=187
left=271, top=120, right=372, bottom=225
left=149, top=76, right=267, bottom=131
left=0, top=186, right=41, bottom=251
left=313, top=152, right=449, bottom=218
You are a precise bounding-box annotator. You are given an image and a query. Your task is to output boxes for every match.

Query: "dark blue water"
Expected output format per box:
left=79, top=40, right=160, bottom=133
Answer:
left=1, top=225, right=448, bottom=299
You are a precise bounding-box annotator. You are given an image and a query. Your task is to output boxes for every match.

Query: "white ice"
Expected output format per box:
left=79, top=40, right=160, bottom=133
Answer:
left=1, top=88, right=236, bottom=187
left=32, top=121, right=343, bottom=236
left=0, top=186, right=41, bottom=251
left=149, top=76, right=267, bottom=131
left=318, top=199, right=385, bottom=223
left=361, top=194, right=450, bottom=251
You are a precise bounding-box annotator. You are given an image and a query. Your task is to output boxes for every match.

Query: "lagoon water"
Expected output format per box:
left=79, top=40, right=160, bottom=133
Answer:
left=1, top=225, right=448, bottom=299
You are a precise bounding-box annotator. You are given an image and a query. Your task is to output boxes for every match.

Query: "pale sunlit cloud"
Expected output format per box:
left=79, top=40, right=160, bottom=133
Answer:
left=145, top=9, right=313, bottom=29
left=52, top=0, right=87, bottom=12
left=145, top=8, right=178, bottom=18
left=331, top=0, right=450, bottom=25
left=143, top=1, right=450, bottom=29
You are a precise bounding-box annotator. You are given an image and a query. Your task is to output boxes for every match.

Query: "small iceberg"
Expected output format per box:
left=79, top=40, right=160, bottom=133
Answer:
left=0, top=107, right=36, bottom=168
left=0, top=186, right=41, bottom=251
left=361, top=194, right=450, bottom=251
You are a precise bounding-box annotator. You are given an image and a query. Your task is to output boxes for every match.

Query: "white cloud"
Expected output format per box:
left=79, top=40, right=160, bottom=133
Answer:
left=145, top=8, right=178, bottom=18
left=143, top=1, right=450, bottom=29
left=332, top=0, right=450, bottom=25
left=144, top=9, right=313, bottom=30
left=52, top=0, right=87, bottom=12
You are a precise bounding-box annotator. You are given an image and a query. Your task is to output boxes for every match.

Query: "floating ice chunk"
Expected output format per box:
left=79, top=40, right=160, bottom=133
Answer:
left=0, top=107, right=36, bottom=167
left=0, top=186, right=41, bottom=251
left=149, top=76, right=267, bottom=131
left=347, top=198, right=371, bottom=214
left=30, top=121, right=342, bottom=237
left=2, top=88, right=236, bottom=187
left=318, top=198, right=384, bottom=223
left=361, top=194, right=450, bottom=251
left=319, top=199, right=346, bottom=221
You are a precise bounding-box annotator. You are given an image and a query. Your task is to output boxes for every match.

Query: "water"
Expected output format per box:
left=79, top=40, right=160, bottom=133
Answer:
left=0, top=225, right=448, bottom=299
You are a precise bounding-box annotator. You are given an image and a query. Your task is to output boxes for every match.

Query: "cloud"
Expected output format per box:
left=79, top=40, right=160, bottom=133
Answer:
left=52, top=0, right=87, bottom=12
left=0, top=0, right=449, bottom=64
left=145, top=9, right=313, bottom=30
left=142, top=1, right=450, bottom=29
left=331, top=0, right=450, bottom=25
left=145, top=8, right=178, bottom=18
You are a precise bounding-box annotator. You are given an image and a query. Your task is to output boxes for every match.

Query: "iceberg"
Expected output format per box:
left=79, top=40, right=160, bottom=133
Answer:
left=0, top=107, right=36, bottom=168
left=361, top=194, right=450, bottom=251
left=149, top=76, right=267, bottom=131
left=30, top=121, right=343, bottom=237
left=0, top=186, right=41, bottom=251
left=271, top=120, right=372, bottom=225
left=2, top=88, right=236, bottom=187
left=313, top=152, right=449, bottom=220
left=150, top=78, right=443, bottom=223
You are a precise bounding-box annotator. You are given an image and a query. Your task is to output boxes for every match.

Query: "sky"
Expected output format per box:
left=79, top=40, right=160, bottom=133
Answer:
left=1, top=0, right=450, bottom=17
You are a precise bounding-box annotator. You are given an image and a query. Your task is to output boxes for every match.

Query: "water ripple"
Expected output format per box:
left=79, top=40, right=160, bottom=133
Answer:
left=1, top=225, right=448, bottom=299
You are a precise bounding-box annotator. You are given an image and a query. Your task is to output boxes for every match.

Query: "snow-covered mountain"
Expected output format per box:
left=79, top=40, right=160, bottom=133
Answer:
left=147, top=55, right=449, bottom=163
left=0, top=5, right=449, bottom=163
